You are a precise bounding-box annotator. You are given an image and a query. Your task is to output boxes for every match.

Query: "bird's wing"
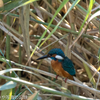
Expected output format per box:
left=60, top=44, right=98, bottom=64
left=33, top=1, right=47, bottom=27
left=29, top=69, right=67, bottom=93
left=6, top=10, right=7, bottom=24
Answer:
left=62, top=57, right=76, bottom=76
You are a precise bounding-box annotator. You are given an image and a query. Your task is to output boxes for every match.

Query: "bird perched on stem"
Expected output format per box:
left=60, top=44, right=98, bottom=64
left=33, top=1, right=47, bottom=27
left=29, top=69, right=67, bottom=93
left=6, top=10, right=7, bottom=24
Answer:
left=37, top=48, right=76, bottom=81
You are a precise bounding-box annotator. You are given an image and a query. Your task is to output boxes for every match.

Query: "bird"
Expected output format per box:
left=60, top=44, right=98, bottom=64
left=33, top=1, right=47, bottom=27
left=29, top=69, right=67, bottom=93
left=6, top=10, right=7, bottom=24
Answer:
left=37, top=48, right=76, bottom=81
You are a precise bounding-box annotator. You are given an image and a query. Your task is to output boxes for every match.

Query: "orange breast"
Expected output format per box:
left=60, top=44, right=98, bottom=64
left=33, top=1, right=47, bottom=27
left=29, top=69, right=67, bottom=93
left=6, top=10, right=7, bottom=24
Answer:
left=51, top=60, right=73, bottom=80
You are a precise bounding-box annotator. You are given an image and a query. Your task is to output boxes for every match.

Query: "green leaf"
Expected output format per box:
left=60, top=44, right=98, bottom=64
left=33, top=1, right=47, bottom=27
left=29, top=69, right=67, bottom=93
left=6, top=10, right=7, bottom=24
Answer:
left=83, top=63, right=96, bottom=88
left=3, top=0, right=11, bottom=4
left=12, top=89, right=27, bottom=100
left=0, top=81, right=17, bottom=90
left=0, top=0, right=36, bottom=13
left=15, top=84, right=22, bottom=95
left=1, top=89, right=12, bottom=100
left=98, top=48, right=100, bottom=61
left=79, top=0, right=95, bottom=32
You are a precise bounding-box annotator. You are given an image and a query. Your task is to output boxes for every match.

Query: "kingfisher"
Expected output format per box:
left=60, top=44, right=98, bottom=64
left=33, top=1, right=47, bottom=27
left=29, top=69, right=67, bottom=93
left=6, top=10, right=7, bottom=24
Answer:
left=37, top=48, right=76, bottom=80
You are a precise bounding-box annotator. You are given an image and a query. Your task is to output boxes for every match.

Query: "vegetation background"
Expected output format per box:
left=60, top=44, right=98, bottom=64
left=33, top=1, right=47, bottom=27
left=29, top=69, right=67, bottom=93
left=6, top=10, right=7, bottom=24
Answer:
left=0, top=0, right=100, bottom=100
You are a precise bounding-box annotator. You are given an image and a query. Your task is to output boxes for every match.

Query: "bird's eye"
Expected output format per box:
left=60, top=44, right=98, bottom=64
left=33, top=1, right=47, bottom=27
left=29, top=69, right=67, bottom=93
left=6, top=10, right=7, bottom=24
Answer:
left=48, top=54, right=52, bottom=57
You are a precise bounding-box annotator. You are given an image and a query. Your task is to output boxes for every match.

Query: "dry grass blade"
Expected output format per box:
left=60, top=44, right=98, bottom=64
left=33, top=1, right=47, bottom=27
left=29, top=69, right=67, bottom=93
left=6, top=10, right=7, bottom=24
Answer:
left=0, top=0, right=100, bottom=100
left=19, top=5, right=31, bottom=66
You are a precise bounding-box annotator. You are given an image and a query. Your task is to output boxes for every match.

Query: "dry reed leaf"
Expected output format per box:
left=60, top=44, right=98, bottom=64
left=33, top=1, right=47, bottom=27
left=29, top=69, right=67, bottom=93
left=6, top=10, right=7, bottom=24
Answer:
left=0, top=0, right=3, bottom=7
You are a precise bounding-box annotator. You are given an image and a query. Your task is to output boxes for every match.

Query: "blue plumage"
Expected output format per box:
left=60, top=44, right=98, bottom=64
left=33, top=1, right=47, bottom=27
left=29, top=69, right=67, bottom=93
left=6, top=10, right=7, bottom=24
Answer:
left=48, top=48, right=65, bottom=57
left=62, top=57, right=76, bottom=76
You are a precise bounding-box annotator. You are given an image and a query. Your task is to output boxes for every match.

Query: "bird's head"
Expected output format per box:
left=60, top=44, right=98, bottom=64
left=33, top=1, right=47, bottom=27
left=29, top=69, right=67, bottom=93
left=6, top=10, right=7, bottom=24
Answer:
left=37, top=48, right=65, bottom=61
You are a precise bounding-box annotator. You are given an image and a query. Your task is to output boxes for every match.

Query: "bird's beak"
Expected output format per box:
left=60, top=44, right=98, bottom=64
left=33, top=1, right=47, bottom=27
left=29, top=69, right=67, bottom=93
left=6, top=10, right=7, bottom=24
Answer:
left=37, top=55, right=48, bottom=60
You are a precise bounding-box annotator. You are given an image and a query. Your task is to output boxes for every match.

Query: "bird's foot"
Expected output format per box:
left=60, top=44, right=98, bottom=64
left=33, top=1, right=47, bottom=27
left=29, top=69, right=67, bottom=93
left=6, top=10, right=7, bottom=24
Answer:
left=62, top=77, right=68, bottom=83
left=64, top=78, right=68, bottom=83
left=56, top=75, right=59, bottom=79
